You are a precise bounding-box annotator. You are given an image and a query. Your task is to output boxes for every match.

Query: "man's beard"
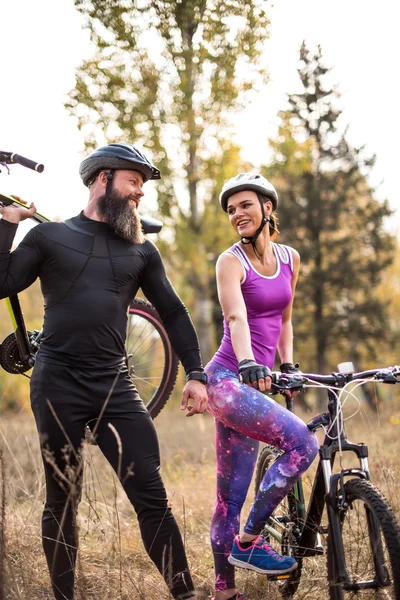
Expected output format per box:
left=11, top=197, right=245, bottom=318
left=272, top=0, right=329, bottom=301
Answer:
left=97, top=189, right=144, bottom=244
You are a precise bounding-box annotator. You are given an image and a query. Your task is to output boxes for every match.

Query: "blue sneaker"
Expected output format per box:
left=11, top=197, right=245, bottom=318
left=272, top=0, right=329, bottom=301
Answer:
left=228, top=535, right=297, bottom=575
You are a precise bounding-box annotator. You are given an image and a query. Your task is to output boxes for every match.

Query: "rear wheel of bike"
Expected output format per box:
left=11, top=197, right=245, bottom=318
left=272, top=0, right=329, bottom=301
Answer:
left=126, top=298, right=179, bottom=418
left=255, top=444, right=303, bottom=598
left=327, top=478, right=400, bottom=599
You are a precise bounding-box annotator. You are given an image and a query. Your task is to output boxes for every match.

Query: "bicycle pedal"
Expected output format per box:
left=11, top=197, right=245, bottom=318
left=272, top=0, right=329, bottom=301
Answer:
left=267, top=573, right=293, bottom=581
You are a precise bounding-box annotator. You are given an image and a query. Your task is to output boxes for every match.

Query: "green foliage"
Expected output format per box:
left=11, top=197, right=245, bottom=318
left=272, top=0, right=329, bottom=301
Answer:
left=66, top=0, right=271, bottom=360
left=158, top=142, right=252, bottom=345
left=267, top=42, right=395, bottom=373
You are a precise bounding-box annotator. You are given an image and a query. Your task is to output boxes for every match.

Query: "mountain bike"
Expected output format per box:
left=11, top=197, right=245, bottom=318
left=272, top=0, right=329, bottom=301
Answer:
left=254, top=364, right=400, bottom=599
left=0, top=150, right=178, bottom=418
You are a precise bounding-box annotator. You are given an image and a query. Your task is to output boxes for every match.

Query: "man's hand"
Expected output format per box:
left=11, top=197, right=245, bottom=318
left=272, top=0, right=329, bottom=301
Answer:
left=181, top=380, right=208, bottom=417
left=0, top=196, right=36, bottom=223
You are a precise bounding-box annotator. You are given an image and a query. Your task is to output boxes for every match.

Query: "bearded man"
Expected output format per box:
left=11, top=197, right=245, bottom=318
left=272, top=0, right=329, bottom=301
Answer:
left=0, top=143, right=208, bottom=600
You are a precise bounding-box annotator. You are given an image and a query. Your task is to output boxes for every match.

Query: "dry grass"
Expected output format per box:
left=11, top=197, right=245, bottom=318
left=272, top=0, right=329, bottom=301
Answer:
left=0, top=390, right=400, bottom=600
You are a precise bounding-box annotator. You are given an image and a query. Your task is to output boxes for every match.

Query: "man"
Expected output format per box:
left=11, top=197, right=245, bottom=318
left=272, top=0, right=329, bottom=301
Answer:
left=0, top=143, right=208, bottom=600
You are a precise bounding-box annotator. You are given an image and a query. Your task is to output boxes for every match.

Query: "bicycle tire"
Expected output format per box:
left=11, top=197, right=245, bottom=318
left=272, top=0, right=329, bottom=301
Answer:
left=0, top=333, right=31, bottom=374
left=255, top=444, right=303, bottom=598
left=126, top=297, right=179, bottom=418
left=327, top=478, right=400, bottom=599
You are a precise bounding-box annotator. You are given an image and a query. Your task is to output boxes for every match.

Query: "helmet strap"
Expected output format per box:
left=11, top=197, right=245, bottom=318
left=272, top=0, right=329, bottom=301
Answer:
left=105, top=168, right=115, bottom=198
left=240, top=196, right=271, bottom=260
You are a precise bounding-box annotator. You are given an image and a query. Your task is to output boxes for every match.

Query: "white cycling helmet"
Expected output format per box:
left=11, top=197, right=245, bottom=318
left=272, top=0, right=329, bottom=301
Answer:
left=219, top=173, right=278, bottom=212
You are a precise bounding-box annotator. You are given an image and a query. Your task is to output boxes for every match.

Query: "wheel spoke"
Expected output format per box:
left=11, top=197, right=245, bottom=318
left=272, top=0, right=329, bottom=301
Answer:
left=327, top=479, right=400, bottom=599
left=125, top=300, right=178, bottom=418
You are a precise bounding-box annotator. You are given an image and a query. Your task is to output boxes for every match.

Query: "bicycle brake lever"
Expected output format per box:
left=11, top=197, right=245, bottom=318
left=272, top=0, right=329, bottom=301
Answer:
left=374, top=367, right=400, bottom=384
left=270, top=372, right=307, bottom=394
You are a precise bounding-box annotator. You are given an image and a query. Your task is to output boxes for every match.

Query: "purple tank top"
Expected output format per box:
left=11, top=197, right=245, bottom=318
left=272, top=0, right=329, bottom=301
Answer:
left=212, top=242, right=294, bottom=372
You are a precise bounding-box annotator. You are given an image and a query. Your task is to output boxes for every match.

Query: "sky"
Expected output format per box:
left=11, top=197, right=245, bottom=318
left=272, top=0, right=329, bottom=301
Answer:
left=1, top=0, right=399, bottom=240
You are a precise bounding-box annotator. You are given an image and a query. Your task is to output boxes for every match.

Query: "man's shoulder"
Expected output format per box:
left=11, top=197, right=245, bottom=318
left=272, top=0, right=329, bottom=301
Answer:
left=32, top=221, right=68, bottom=238
left=141, top=237, right=158, bottom=251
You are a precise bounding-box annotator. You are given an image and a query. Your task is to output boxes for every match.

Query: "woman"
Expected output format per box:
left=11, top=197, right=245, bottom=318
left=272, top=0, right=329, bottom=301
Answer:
left=205, top=173, right=319, bottom=600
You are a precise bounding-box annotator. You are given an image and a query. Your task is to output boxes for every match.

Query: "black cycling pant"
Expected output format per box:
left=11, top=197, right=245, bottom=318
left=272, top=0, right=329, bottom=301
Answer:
left=30, top=358, right=194, bottom=600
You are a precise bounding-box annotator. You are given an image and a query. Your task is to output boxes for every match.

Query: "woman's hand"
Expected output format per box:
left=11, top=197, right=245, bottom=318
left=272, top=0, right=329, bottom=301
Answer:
left=238, top=359, right=272, bottom=392
left=0, top=195, right=36, bottom=223
left=280, top=362, right=303, bottom=399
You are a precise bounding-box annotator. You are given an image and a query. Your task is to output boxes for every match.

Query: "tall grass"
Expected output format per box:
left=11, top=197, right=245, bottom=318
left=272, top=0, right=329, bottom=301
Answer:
left=0, top=389, right=399, bottom=599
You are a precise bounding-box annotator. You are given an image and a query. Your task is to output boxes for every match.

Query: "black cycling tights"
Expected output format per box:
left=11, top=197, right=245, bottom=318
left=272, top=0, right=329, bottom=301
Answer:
left=30, top=359, right=194, bottom=600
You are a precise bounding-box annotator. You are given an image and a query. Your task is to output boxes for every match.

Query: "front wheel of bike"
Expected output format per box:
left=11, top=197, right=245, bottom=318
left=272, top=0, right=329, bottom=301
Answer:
left=126, top=298, right=179, bottom=418
left=255, top=444, right=303, bottom=598
left=327, top=478, right=400, bottom=599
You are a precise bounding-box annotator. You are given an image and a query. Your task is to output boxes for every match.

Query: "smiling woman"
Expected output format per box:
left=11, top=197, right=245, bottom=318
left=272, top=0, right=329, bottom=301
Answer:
left=204, top=172, right=319, bottom=600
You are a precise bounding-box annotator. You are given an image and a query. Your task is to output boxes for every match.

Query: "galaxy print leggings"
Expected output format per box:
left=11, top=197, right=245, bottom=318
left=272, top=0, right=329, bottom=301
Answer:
left=205, top=360, right=319, bottom=592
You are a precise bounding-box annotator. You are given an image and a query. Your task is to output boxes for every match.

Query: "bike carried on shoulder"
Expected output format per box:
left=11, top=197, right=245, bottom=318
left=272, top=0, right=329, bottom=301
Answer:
left=254, top=364, right=400, bottom=599
left=0, top=150, right=178, bottom=418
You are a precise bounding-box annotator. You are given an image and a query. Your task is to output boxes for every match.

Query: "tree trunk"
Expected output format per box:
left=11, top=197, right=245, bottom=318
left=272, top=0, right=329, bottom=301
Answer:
left=314, top=240, right=327, bottom=411
left=194, top=291, right=215, bottom=365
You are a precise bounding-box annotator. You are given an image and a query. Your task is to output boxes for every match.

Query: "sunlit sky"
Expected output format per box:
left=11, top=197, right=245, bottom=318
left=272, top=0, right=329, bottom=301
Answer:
left=1, top=0, right=399, bottom=239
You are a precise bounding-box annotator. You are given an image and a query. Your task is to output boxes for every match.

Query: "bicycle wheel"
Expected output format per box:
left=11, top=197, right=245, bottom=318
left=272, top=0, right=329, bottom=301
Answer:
left=255, top=444, right=303, bottom=598
left=126, top=298, right=179, bottom=418
left=327, top=478, right=400, bottom=599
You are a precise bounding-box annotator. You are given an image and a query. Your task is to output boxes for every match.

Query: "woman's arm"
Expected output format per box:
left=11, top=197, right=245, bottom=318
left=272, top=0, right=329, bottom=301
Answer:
left=277, top=247, right=300, bottom=364
left=216, top=252, right=254, bottom=363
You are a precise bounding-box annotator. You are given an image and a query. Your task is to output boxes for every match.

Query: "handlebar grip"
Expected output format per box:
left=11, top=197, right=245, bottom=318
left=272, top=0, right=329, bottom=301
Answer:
left=10, top=153, right=44, bottom=173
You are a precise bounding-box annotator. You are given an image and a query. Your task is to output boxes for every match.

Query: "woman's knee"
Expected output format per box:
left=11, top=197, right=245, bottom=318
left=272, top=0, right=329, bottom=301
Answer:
left=296, top=429, right=319, bottom=470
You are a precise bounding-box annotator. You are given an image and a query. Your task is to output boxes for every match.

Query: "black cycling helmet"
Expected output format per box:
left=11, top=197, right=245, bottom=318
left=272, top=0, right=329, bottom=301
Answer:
left=79, top=143, right=161, bottom=187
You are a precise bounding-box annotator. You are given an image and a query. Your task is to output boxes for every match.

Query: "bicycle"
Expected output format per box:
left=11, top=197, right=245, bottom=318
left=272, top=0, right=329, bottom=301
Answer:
left=0, top=149, right=178, bottom=418
left=253, top=364, right=400, bottom=599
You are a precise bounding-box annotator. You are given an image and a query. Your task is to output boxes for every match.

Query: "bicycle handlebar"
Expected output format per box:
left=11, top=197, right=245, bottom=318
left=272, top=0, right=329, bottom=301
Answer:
left=0, top=151, right=44, bottom=173
left=271, top=366, right=400, bottom=392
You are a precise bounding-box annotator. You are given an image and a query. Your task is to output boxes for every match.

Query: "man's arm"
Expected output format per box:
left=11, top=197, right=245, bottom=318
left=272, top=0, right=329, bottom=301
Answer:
left=139, top=244, right=204, bottom=375
left=0, top=219, right=44, bottom=299
left=139, top=244, right=208, bottom=416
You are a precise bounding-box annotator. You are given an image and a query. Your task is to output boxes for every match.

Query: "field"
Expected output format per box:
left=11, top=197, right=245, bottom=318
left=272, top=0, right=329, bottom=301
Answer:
left=0, top=390, right=400, bottom=600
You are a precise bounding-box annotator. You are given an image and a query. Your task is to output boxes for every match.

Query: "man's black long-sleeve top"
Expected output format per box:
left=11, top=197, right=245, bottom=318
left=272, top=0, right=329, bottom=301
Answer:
left=0, top=212, right=202, bottom=371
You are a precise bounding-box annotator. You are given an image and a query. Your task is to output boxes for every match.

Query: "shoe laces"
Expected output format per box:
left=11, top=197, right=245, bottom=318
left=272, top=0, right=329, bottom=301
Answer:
left=257, top=537, right=284, bottom=561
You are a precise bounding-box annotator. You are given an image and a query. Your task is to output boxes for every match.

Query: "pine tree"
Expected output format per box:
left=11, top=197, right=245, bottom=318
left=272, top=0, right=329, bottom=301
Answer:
left=266, top=43, right=395, bottom=393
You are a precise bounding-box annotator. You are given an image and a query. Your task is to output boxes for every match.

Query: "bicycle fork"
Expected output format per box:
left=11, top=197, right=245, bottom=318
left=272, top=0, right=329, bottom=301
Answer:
left=322, top=441, right=389, bottom=589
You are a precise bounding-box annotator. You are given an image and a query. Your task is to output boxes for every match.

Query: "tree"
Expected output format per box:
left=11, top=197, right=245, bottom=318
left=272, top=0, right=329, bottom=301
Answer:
left=266, top=43, right=395, bottom=400
left=66, top=0, right=271, bottom=361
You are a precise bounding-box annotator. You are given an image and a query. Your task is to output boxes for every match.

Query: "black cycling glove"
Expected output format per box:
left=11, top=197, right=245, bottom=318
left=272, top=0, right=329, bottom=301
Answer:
left=280, top=362, right=300, bottom=373
left=238, top=359, right=272, bottom=385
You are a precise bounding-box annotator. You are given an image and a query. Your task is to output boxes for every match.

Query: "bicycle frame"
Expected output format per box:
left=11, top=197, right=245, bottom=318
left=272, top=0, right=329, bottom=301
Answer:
left=263, top=370, right=396, bottom=590
left=298, top=388, right=371, bottom=558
